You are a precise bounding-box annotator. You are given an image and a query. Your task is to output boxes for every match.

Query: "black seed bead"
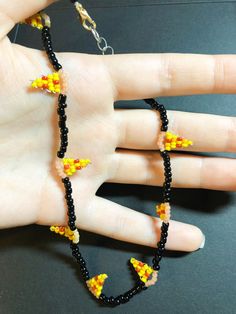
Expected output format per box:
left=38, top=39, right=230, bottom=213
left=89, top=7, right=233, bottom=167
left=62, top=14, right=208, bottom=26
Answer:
left=68, top=213, right=75, bottom=219
left=163, top=196, right=170, bottom=203
left=60, top=144, right=68, bottom=152
left=108, top=297, right=115, bottom=305
left=69, top=215, right=76, bottom=222
left=68, top=204, right=75, bottom=211
left=79, top=258, right=86, bottom=265
left=164, top=190, right=170, bottom=197
left=68, top=223, right=76, bottom=230
left=45, top=45, right=53, bottom=53
left=164, top=185, right=171, bottom=192
left=160, top=150, right=168, bottom=157
left=156, top=247, right=164, bottom=255
left=48, top=51, right=56, bottom=59
left=153, top=256, right=160, bottom=264
left=59, top=102, right=67, bottom=109
left=144, top=98, right=155, bottom=106
left=62, top=177, right=69, bottom=183
left=66, top=187, right=72, bottom=194
left=70, top=0, right=78, bottom=3
left=42, top=33, right=51, bottom=41
left=71, top=248, right=80, bottom=255
left=159, top=104, right=165, bottom=112
left=164, top=163, right=171, bottom=170
left=65, top=193, right=72, bottom=200
left=162, top=231, right=168, bottom=238
left=63, top=127, right=69, bottom=134
left=123, top=295, right=130, bottom=303
left=164, top=170, right=172, bottom=177
left=80, top=265, right=87, bottom=273
left=161, top=237, right=167, bottom=244
left=72, top=251, right=78, bottom=258
left=161, top=122, right=168, bottom=128
left=164, top=161, right=171, bottom=168
left=57, top=107, right=65, bottom=116
left=65, top=187, right=72, bottom=194
left=54, top=63, right=62, bottom=71
left=67, top=197, right=74, bottom=204
left=153, top=264, right=160, bottom=271
left=158, top=241, right=165, bottom=250
left=59, top=94, right=67, bottom=103
left=114, top=298, right=121, bottom=305
left=82, top=271, right=90, bottom=281
left=161, top=126, right=168, bottom=132
left=125, top=290, right=133, bottom=298
left=69, top=218, right=75, bottom=225
left=72, top=250, right=81, bottom=257
left=164, top=171, right=171, bottom=179
left=60, top=134, right=68, bottom=142
left=60, top=143, right=67, bottom=149
left=70, top=242, right=78, bottom=249
left=67, top=212, right=74, bottom=219
left=160, top=110, right=167, bottom=117
left=164, top=179, right=172, bottom=186
left=162, top=223, right=169, bottom=230
left=136, top=284, right=143, bottom=292
left=162, top=121, right=168, bottom=127
left=102, top=295, right=110, bottom=304
left=117, top=295, right=125, bottom=304
left=123, top=292, right=131, bottom=301
left=61, top=140, right=68, bottom=147
left=60, top=114, right=67, bottom=121
left=64, top=181, right=71, bottom=188
left=131, top=287, right=139, bottom=295
left=50, top=58, right=59, bottom=66
left=164, top=189, right=171, bottom=196
left=57, top=151, right=64, bottom=158
left=154, top=256, right=162, bottom=264
left=59, top=120, right=66, bottom=128
left=42, top=26, right=49, bottom=33
left=99, top=294, right=106, bottom=301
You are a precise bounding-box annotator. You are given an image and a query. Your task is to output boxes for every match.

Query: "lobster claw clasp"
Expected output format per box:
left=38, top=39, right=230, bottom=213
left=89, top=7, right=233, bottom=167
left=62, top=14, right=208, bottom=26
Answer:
left=75, top=2, right=96, bottom=31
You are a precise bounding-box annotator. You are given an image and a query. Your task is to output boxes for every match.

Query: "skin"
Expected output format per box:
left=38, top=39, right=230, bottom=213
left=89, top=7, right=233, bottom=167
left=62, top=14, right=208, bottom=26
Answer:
left=1, top=0, right=236, bottom=252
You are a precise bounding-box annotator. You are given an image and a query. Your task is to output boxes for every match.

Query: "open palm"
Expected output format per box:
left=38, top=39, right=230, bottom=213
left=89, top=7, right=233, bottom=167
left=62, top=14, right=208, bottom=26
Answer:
left=1, top=0, right=236, bottom=252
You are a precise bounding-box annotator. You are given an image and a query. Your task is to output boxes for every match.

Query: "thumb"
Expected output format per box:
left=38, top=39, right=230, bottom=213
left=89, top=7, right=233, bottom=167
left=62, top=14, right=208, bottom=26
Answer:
left=0, top=0, right=58, bottom=40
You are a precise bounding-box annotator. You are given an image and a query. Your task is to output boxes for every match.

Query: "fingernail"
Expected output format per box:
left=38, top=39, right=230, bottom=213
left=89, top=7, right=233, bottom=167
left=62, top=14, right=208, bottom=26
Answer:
left=199, top=233, right=205, bottom=249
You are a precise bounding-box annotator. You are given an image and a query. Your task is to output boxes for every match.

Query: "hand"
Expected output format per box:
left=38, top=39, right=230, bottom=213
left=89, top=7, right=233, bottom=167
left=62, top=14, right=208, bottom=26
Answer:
left=1, top=0, right=235, bottom=252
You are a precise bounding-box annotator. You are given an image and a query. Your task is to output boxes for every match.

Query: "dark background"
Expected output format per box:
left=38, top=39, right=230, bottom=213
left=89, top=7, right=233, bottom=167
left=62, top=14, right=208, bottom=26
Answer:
left=1, top=0, right=236, bottom=313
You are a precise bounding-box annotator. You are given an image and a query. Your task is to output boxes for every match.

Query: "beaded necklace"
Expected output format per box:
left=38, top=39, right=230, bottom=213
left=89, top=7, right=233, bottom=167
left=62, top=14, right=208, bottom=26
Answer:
left=22, top=2, right=193, bottom=306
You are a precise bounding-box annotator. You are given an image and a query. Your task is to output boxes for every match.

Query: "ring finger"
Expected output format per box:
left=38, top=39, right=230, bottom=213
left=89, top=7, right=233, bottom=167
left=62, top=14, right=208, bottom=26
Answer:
left=115, top=109, right=236, bottom=152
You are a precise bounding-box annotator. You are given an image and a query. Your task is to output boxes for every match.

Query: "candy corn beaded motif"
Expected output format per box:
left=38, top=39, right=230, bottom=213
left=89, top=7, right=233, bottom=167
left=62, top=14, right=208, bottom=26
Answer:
left=157, top=131, right=193, bottom=151
left=31, top=72, right=62, bottom=94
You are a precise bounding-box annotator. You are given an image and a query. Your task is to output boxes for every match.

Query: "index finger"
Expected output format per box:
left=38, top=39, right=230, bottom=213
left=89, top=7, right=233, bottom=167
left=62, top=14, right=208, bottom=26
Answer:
left=103, top=53, right=236, bottom=100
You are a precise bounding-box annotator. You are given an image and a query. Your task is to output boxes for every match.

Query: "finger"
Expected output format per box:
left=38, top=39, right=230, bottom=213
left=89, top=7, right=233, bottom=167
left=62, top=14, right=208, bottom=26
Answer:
left=115, top=109, right=236, bottom=152
left=104, top=53, right=236, bottom=100
left=109, top=150, right=236, bottom=191
left=38, top=178, right=204, bottom=252
left=87, top=196, right=204, bottom=252
left=0, top=0, right=55, bottom=40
